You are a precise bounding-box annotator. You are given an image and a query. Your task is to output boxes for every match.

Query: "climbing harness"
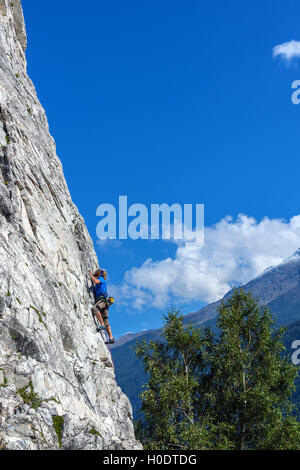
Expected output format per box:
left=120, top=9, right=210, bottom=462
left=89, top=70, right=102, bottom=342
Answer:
left=95, top=295, right=114, bottom=307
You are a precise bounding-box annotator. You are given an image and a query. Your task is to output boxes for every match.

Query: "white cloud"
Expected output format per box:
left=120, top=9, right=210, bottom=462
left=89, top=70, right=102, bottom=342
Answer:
left=273, top=40, right=300, bottom=63
left=113, top=214, right=300, bottom=310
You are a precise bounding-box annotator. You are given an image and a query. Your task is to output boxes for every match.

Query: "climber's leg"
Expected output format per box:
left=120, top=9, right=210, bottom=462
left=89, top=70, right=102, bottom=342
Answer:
left=96, top=312, right=106, bottom=327
left=106, top=325, right=113, bottom=339
left=92, top=303, right=106, bottom=328
left=101, top=308, right=114, bottom=341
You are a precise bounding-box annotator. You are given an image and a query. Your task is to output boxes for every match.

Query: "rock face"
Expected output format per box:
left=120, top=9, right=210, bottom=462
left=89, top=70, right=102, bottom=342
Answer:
left=0, top=0, right=141, bottom=450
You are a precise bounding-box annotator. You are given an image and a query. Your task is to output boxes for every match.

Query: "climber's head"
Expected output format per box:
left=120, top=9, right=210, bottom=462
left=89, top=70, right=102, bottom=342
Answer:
left=95, top=268, right=107, bottom=280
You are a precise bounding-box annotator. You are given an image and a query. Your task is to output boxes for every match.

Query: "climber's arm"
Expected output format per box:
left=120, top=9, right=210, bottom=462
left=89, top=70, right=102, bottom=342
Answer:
left=89, top=270, right=100, bottom=284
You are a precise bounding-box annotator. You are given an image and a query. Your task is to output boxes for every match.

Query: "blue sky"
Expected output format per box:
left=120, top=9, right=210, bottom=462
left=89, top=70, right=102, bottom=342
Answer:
left=22, top=0, right=300, bottom=337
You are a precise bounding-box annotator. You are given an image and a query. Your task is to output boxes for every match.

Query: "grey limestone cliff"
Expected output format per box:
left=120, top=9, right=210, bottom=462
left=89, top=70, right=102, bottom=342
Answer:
left=0, top=0, right=141, bottom=450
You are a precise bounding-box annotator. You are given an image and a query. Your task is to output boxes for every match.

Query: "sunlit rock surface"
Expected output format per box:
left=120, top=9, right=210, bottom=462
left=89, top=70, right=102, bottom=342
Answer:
left=0, top=0, right=141, bottom=450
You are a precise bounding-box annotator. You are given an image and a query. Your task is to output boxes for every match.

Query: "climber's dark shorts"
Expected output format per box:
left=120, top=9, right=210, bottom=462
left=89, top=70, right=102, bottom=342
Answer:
left=92, top=299, right=110, bottom=328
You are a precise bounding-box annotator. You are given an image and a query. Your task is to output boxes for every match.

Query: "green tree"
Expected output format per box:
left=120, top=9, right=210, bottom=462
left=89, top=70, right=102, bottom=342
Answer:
left=135, top=289, right=300, bottom=450
left=135, top=309, right=216, bottom=450
left=211, top=288, right=300, bottom=450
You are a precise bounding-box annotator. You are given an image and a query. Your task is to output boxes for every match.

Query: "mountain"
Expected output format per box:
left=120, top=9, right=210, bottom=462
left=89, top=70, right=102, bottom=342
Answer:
left=112, top=249, right=300, bottom=418
left=0, top=1, right=141, bottom=450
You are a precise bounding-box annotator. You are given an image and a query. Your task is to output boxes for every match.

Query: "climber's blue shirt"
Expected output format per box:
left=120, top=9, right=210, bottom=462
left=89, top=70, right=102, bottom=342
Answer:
left=94, top=276, right=108, bottom=300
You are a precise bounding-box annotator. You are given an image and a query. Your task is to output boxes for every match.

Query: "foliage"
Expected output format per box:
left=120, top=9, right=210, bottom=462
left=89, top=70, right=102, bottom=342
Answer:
left=89, top=427, right=102, bottom=443
left=18, top=381, right=60, bottom=410
left=17, top=382, right=43, bottom=410
left=52, top=415, right=64, bottom=448
left=29, top=305, right=47, bottom=327
left=135, top=309, right=217, bottom=450
left=135, top=289, right=300, bottom=450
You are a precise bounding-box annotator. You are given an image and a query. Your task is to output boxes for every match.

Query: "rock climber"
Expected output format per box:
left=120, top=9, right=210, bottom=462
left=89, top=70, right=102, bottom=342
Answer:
left=89, top=268, right=115, bottom=344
